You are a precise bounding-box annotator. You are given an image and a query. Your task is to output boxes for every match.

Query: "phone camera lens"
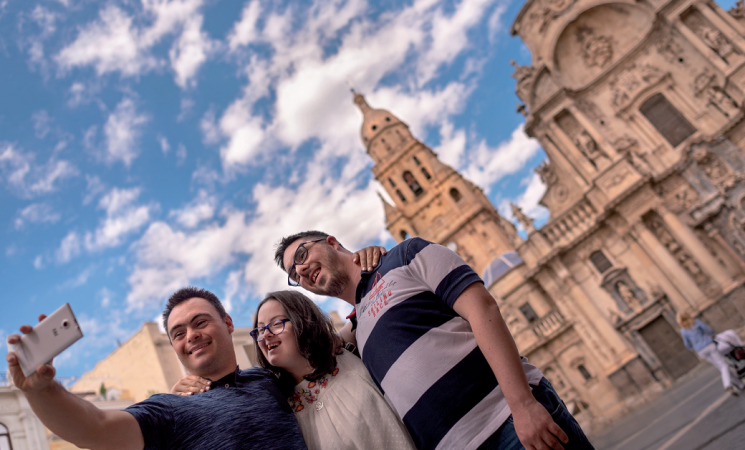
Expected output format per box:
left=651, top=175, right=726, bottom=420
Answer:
left=61, top=320, right=69, bottom=329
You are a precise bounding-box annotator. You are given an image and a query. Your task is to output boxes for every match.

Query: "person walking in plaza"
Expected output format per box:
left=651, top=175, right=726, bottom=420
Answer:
left=678, top=311, right=745, bottom=396
left=275, top=231, right=594, bottom=450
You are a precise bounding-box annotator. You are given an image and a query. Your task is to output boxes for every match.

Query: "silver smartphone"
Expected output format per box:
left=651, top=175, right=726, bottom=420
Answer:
left=10, top=303, right=84, bottom=377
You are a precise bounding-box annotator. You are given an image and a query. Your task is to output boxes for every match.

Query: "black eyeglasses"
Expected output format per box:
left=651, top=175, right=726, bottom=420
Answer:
left=250, top=318, right=291, bottom=342
left=287, top=238, right=326, bottom=286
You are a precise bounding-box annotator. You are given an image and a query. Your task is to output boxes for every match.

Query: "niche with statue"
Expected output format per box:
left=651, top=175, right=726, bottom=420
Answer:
left=601, top=268, right=649, bottom=319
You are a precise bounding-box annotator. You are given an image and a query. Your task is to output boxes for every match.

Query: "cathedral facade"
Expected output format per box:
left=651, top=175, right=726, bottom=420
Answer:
left=356, top=0, right=745, bottom=430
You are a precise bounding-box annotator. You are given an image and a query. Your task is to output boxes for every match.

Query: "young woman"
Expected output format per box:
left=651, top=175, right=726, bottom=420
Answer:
left=678, top=311, right=745, bottom=395
left=173, top=290, right=414, bottom=449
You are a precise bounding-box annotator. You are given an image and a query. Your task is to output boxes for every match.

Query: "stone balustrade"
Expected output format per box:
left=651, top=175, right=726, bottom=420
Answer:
left=533, top=309, right=567, bottom=338
left=541, top=199, right=597, bottom=247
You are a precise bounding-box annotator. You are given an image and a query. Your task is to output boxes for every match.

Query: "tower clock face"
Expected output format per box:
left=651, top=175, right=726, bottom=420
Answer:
left=446, top=242, right=458, bottom=252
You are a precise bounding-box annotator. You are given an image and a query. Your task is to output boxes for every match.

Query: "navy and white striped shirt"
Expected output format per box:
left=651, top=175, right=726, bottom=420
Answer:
left=355, top=238, right=542, bottom=450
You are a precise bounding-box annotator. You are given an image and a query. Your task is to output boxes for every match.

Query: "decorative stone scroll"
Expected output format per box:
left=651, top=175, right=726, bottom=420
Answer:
left=699, top=26, right=736, bottom=60
left=691, top=144, right=737, bottom=191
left=644, top=213, right=715, bottom=294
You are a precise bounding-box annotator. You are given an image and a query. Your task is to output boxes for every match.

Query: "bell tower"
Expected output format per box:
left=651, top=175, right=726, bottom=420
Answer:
left=353, top=92, right=521, bottom=276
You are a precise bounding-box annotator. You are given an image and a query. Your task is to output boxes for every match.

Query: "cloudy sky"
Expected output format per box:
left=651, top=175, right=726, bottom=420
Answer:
left=0, top=0, right=565, bottom=379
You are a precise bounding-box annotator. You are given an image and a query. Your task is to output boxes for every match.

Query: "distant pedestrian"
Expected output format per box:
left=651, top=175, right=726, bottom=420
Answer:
left=678, top=311, right=744, bottom=396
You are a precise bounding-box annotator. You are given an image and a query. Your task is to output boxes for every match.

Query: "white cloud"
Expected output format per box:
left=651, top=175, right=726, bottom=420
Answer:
left=102, top=98, right=149, bottom=166
left=157, top=134, right=170, bottom=154
left=84, top=187, right=155, bottom=251
left=100, top=288, right=113, bottom=308
left=0, top=143, right=78, bottom=198
left=15, top=202, right=61, bottom=229
left=56, top=187, right=156, bottom=263
left=168, top=190, right=215, bottom=228
left=83, top=175, right=106, bottom=205
left=169, top=16, right=214, bottom=89
left=56, top=0, right=213, bottom=89
left=210, top=0, right=495, bottom=170
left=56, top=231, right=81, bottom=263
left=227, top=1, right=262, bottom=51
left=461, top=124, right=541, bottom=193
left=176, top=144, right=187, bottom=164
left=32, top=110, right=52, bottom=139
left=33, top=255, right=44, bottom=269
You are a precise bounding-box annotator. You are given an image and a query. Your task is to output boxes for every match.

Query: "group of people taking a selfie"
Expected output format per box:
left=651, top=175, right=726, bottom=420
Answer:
left=7, top=231, right=595, bottom=449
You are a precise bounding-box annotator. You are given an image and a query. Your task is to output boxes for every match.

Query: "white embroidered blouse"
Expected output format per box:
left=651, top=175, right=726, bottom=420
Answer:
left=290, top=350, right=415, bottom=450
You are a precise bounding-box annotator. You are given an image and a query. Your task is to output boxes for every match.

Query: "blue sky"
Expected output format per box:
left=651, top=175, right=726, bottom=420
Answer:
left=0, top=0, right=639, bottom=379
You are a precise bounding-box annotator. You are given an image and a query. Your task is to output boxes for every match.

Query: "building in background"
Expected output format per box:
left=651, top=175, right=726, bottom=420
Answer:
left=0, top=374, right=49, bottom=450
left=356, top=0, right=745, bottom=430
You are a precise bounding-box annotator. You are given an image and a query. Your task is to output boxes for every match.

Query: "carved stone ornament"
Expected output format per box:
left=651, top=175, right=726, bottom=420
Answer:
left=575, top=130, right=608, bottom=164
left=575, top=99, right=603, bottom=123
left=668, top=188, right=697, bottom=214
left=613, top=135, right=638, bottom=152
left=610, top=64, right=664, bottom=111
left=655, top=33, right=684, bottom=62
left=617, top=281, right=643, bottom=311
left=511, top=203, right=536, bottom=232
left=693, top=68, right=717, bottom=96
left=576, top=26, right=614, bottom=69
left=529, top=0, right=576, bottom=32
left=707, top=86, right=740, bottom=118
left=698, top=26, right=735, bottom=60
left=692, top=145, right=737, bottom=190
left=731, top=0, right=745, bottom=20
left=536, top=160, right=558, bottom=186
left=511, top=60, right=535, bottom=104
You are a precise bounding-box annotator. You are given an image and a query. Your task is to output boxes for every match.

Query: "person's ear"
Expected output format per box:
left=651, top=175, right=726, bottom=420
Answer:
left=327, top=235, right=341, bottom=250
left=224, top=314, right=234, bottom=334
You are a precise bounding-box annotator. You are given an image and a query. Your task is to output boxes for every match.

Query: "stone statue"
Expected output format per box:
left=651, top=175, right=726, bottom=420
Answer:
left=575, top=130, right=606, bottom=164
left=511, top=61, right=535, bottom=103
left=731, top=0, right=745, bottom=19
left=511, top=203, right=536, bottom=233
left=608, top=308, right=622, bottom=325
left=699, top=26, right=734, bottom=59
left=617, top=282, right=642, bottom=311
left=536, top=161, right=558, bottom=186
left=706, top=86, right=740, bottom=118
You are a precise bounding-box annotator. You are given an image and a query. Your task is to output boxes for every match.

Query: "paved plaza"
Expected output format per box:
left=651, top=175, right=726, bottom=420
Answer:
left=589, top=364, right=745, bottom=449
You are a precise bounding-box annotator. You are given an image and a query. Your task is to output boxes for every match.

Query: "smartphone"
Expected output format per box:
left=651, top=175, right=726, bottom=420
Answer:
left=10, top=303, right=84, bottom=377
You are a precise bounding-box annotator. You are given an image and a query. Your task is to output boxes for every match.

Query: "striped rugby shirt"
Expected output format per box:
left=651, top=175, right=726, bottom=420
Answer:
left=354, top=238, right=542, bottom=450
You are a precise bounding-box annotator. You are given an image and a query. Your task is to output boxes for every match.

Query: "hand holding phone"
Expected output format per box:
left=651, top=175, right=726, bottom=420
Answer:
left=6, top=303, right=83, bottom=380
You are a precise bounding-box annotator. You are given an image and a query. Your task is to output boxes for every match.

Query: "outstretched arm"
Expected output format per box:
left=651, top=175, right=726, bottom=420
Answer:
left=452, top=284, right=568, bottom=450
left=7, top=316, right=144, bottom=450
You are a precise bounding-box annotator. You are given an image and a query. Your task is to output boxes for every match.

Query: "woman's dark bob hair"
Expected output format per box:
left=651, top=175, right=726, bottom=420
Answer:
left=253, top=290, right=343, bottom=393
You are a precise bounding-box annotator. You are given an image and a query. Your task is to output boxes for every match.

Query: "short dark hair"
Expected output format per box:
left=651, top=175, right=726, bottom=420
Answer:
left=253, top=290, right=343, bottom=394
left=274, top=231, right=330, bottom=272
left=163, top=287, right=227, bottom=334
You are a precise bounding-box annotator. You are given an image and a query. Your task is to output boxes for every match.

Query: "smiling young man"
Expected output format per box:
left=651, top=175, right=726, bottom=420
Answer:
left=275, top=231, right=594, bottom=450
left=6, top=287, right=306, bottom=450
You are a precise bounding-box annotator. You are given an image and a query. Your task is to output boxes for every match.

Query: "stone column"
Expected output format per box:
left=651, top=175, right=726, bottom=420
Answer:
left=568, top=104, right=618, bottom=159
left=628, top=221, right=702, bottom=308
left=547, top=121, right=597, bottom=179
left=20, top=411, right=45, bottom=450
left=659, top=207, right=733, bottom=290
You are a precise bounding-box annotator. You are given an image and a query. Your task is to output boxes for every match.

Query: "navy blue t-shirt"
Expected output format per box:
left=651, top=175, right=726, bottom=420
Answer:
left=126, top=367, right=306, bottom=450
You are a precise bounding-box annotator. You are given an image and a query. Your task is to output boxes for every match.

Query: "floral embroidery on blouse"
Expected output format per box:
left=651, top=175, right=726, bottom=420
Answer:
left=289, top=366, right=341, bottom=412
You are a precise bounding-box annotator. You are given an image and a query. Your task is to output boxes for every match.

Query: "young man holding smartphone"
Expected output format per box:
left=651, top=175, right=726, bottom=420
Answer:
left=6, top=287, right=306, bottom=450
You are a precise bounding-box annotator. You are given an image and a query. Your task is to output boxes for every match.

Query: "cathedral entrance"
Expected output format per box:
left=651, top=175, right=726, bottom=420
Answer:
left=639, top=316, right=699, bottom=379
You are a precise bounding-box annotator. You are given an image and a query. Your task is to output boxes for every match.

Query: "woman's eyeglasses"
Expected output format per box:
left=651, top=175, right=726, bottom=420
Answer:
left=250, top=318, right=291, bottom=342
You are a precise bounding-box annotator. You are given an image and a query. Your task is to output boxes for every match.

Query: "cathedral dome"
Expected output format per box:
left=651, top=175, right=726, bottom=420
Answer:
left=353, top=92, right=405, bottom=145
left=482, top=252, right=523, bottom=287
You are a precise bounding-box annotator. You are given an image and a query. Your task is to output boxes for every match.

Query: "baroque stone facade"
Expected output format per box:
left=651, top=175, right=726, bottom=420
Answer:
left=0, top=385, right=49, bottom=450
left=359, top=0, right=745, bottom=430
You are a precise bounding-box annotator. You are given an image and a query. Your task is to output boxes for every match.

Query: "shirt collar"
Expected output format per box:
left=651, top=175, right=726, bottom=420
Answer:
left=210, top=366, right=239, bottom=389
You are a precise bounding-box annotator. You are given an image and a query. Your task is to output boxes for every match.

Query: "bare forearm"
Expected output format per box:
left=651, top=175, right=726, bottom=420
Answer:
left=25, top=382, right=142, bottom=450
left=468, top=301, right=535, bottom=409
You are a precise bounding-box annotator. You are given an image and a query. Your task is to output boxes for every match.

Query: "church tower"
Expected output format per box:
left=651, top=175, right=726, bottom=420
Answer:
left=353, top=92, right=521, bottom=277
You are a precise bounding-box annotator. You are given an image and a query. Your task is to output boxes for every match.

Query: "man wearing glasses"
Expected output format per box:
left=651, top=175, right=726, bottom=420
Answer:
left=6, top=287, right=307, bottom=450
left=275, top=231, right=593, bottom=450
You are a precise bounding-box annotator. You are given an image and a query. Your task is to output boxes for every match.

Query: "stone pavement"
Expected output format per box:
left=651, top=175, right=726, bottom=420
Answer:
left=588, top=363, right=745, bottom=450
